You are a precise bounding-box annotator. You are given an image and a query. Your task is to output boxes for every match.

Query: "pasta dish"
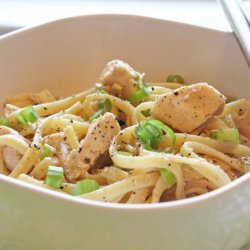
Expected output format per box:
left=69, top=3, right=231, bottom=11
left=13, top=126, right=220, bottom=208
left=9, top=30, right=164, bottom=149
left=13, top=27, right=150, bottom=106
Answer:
left=0, top=60, right=249, bottom=204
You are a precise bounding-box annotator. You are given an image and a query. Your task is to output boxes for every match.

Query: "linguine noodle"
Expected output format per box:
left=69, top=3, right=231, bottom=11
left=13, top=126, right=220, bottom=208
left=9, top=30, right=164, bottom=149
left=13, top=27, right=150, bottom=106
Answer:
left=0, top=60, right=249, bottom=204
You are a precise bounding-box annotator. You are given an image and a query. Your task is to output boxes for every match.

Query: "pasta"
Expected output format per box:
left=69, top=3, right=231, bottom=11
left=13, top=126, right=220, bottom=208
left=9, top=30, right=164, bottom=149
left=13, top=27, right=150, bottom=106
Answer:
left=0, top=59, right=249, bottom=204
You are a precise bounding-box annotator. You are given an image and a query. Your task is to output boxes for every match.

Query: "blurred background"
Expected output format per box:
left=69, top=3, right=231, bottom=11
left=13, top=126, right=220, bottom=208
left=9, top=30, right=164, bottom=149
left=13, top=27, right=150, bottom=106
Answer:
left=1, top=0, right=247, bottom=35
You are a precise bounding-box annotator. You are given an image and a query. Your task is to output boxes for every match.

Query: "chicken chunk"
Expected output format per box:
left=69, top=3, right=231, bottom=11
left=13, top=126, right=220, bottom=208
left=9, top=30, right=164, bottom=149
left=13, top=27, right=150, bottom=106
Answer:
left=0, top=126, right=23, bottom=171
left=99, top=60, right=140, bottom=99
left=65, top=112, right=120, bottom=182
left=3, top=146, right=22, bottom=171
left=151, top=83, right=226, bottom=133
left=229, top=100, right=250, bottom=139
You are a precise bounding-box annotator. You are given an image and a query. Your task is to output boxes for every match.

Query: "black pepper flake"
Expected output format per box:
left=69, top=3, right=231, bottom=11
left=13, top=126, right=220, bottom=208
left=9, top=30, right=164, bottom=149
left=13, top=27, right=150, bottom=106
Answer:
left=78, top=147, right=82, bottom=153
left=174, top=91, right=179, bottom=96
left=151, top=87, right=155, bottom=91
left=70, top=120, right=74, bottom=123
left=111, top=126, right=114, bottom=129
left=43, top=107, right=48, bottom=110
left=94, top=137, right=97, bottom=140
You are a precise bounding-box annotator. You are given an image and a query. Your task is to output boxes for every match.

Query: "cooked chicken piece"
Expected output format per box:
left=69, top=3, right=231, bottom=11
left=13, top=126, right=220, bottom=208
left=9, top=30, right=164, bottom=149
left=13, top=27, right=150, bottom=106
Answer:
left=151, top=83, right=226, bottom=133
left=237, top=114, right=250, bottom=139
left=2, top=146, right=22, bottom=171
left=230, top=100, right=250, bottom=139
left=65, top=112, right=120, bottom=182
left=0, top=126, right=24, bottom=171
left=99, top=60, right=140, bottom=99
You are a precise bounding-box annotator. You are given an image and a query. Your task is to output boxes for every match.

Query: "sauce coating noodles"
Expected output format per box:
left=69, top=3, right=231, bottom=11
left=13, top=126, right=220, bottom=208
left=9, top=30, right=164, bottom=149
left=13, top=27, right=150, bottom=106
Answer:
left=0, top=60, right=249, bottom=204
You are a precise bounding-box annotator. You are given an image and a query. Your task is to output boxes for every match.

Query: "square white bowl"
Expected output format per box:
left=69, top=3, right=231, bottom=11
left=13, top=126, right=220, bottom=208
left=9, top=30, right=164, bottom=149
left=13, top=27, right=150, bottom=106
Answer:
left=0, top=15, right=249, bottom=250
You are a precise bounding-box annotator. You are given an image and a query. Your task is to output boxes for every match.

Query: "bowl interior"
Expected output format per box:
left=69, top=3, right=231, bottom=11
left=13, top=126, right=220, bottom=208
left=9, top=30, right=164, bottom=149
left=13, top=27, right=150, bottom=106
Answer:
left=0, top=16, right=250, bottom=250
left=0, top=15, right=249, bottom=206
left=0, top=14, right=249, bottom=108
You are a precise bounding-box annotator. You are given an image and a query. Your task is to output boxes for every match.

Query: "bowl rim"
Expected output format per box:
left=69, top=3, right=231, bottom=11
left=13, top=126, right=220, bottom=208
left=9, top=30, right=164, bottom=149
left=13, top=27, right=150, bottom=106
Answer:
left=0, top=14, right=247, bottom=211
left=0, top=13, right=232, bottom=44
left=0, top=171, right=249, bottom=211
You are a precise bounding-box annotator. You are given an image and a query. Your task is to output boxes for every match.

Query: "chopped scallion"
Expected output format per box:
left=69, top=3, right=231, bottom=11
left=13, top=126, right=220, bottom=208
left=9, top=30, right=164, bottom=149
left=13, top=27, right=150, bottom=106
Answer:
left=210, top=128, right=240, bottom=143
left=135, top=119, right=176, bottom=152
left=128, top=73, right=151, bottom=106
left=89, top=98, right=112, bottom=122
left=225, top=97, right=236, bottom=104
left=45, top=166, right=64, bottom=189
left=16, top=106, right=39, bottom=125
left=166, top=75, right=184, bottom=84
left=39, top=143, right=56, bottom=160
left=160, top=168, right=176, bottom=186
left=0, top=116, right=11, bottom=127
left=96, top=89, right=107, bottom=94
left=89, top=109, right=104, bottom=122
left=141, top=109, right=151, bottom=117
left=71, top=179, right=100, bottom=195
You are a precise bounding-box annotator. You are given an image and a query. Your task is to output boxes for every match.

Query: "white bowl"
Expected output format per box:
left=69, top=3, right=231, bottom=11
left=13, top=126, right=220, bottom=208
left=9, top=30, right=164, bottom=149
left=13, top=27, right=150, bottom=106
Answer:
left=0, top=15, right=249, bottom=250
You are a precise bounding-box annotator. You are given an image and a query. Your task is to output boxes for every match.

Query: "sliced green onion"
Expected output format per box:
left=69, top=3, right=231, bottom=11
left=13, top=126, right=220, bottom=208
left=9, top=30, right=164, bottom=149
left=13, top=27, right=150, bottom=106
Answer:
left=141, top=109, right=151, bottom=117
left=129, top=89, right=149, bottom=106
left=45, top=166, right=64, bottom=189
left=160, top=168, right=176, bottom=186
left=71, top=179, right=100, bottom=196
left=89, top=109, right=104, bottom=122
left=16, top=113, right=26, bottom=125
left=117, top=151, right=133, bottom=156
left=210, top=128, right=240, bottom=143
left=128, top=73, right=151, bottom=106
left=16, top=106, right=39, bottom=125
left=135, top=119, right=176, bottom=152
left=225, top=97, right=236, bottom=104
left=166, top=75, right=184, bottom=84
left=0, top=116, right=11, bottom=127
left=39, top=143, right=56, bottom=160
left=96, top=89, right=107, bottom=94
left=89, top=98, right=112, bottom=122
left=98, top=98, right=112, bottom=112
